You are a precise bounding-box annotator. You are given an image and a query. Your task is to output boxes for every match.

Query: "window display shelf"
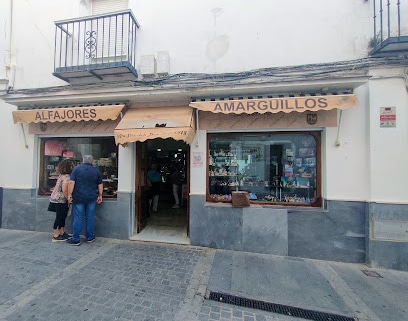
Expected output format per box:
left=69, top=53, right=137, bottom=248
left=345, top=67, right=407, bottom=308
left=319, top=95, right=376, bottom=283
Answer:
left=208, top=133, right=320, bottom=206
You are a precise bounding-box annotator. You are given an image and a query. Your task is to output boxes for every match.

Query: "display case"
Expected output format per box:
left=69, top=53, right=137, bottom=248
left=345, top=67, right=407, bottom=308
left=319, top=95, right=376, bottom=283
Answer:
left=39, top=137, right=119, bottom=198
left=208, top=132, right=320, bottom=206
left=96, top=154, right=118, bottom=196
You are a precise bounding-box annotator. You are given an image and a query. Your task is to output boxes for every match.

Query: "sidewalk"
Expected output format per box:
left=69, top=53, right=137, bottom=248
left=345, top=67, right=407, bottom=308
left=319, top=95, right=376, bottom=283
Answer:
left=0, top=229, right=406, bottom=321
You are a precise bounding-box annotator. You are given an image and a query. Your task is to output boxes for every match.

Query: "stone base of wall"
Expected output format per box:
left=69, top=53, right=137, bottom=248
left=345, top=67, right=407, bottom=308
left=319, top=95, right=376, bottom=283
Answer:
left=368, top=202, right=408, bottom=271
left=189, top=196, right=408, bottom=271
left=2, top=189, right=408, bottom=271
left=189, top=197, right=288, bottom=255
left=1, top=188, right=132, bottom=240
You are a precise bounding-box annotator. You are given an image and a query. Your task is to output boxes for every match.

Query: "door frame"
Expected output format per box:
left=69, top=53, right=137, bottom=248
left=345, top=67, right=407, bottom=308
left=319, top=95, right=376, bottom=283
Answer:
left=134, top=139, right=190, bottom=237
left=135, top=141, right=148, bottom=233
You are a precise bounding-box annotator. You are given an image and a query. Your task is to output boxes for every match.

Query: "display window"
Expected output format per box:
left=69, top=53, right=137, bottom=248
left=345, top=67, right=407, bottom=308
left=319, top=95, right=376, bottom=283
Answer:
left=208, top=131, right=321, bottom=207
left=39, top=137, right=118, bottom=198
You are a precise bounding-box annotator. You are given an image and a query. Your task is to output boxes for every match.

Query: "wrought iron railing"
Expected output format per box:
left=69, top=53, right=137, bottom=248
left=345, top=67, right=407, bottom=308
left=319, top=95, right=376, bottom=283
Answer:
left=54, top=10, right=139, bottom=76
left=371, top=0, right=408, bottom=55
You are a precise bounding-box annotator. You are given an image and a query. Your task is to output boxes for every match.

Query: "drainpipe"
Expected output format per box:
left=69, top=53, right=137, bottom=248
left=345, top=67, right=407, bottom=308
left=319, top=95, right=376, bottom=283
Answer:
left=6, top=0, right=15, bottom=93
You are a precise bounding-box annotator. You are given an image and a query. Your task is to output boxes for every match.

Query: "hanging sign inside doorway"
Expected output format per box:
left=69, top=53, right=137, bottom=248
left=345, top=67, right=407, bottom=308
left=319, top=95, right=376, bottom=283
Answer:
left=380, top=107, right=396, bottom=128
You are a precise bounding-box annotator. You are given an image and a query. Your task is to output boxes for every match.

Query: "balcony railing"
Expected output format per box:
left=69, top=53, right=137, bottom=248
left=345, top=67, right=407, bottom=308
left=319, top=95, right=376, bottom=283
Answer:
left=370, top=0, right=408, bottom=56
left=53, top=10, right=139, bottom=84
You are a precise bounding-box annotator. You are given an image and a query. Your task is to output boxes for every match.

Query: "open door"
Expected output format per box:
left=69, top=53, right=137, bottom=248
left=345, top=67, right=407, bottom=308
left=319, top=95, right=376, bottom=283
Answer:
left=185, top=148, right=190, bottom=237
left=131, top=138, right=190, bottom=244
left=135, top=141, right=149, bottom=233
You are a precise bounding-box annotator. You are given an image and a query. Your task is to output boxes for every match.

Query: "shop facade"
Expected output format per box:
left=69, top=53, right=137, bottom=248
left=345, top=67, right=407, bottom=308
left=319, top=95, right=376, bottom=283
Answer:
left=1, top=1, right=408, bottom=271
left=4, top=72, right=407, bottom=271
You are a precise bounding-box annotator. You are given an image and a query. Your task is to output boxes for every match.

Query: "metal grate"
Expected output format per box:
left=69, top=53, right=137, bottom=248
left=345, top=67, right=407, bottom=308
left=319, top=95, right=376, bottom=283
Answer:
left=361, top=270, right=383, bottom=278
left=209, top=292, right=356, bottom=321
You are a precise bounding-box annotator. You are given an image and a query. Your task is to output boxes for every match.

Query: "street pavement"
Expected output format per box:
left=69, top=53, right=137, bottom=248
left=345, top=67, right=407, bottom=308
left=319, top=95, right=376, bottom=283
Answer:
left=0, top=229, right=407, bottom=321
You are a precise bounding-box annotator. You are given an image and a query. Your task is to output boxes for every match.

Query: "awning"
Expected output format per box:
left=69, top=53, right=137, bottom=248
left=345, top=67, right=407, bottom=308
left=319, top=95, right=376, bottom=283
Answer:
left=189, top=94, right=358, bottom=114
left=12, top=104, right=125, bottom=124
left=114, top=106, right=196, bottom=146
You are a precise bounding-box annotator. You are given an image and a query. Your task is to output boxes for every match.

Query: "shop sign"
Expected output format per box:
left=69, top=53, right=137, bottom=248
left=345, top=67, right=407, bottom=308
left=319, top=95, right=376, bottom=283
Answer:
left=380, top=107, right=396, bottom=128
left=12, top=104, right=125, bottom=124
left=189, top=94, right=359, bottom=114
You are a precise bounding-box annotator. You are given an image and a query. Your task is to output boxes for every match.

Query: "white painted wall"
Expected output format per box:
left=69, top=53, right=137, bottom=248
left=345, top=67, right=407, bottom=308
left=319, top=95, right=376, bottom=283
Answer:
left=0, top=101, right=36, bottom=188
left=2, top=0, right=408, bottom=206
left=0, top=0, right=11, bottom=85
left=190, top=130, right=207, bottom=195
left=7, top=0, right=373, bottom=90
left=324, top=85, right=370, bottom=201
left=133, top=0, right=372, bottom=74
left=9, top=0, right=83, bottom=89
left=368, top=67, right=408, bottom=203
left=118, top=143, right=135, bottom=192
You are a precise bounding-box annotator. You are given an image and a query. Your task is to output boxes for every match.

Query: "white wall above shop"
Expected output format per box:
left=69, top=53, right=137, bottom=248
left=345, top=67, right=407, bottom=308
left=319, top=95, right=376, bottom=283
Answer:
left=368, top=68, right=408, bottom=203
left=0, top=101, right=36, bottom=188
left=7, top=0, right=372, bottom=89
left=324, top=85, right=370, bottom=202
left=133, top=0, right=371, bottom=74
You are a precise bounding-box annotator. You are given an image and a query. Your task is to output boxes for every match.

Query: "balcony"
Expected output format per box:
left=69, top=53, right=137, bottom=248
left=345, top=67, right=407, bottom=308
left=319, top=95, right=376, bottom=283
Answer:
left=370, top=0, right=408, bottom=57
left=53, top=10, right=139, bottom=84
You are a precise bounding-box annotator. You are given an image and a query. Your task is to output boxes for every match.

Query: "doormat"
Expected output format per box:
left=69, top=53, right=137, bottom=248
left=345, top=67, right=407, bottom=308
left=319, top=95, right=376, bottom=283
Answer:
left=208, top=291, right=356, bottom=321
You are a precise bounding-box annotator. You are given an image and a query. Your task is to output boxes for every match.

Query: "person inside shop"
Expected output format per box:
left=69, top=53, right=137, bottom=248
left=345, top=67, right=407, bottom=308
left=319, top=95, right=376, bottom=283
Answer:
left=170, top=163, right=184, bottom=209
left=49, top=158, right=75, bottom=242
left=147, top=163, right=161, bottom=213
left=67, top=155, right=103, bottom=246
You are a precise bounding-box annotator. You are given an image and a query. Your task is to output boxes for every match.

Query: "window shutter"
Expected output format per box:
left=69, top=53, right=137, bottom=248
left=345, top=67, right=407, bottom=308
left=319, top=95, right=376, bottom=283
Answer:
left=90, top=0, right=129, bottom=60
left=92, top=0, right=128, bottom=15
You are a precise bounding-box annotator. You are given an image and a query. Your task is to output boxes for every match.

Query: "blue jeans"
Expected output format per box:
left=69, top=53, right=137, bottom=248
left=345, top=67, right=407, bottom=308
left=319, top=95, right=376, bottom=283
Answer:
left=72, top=202, right=96, bottom=242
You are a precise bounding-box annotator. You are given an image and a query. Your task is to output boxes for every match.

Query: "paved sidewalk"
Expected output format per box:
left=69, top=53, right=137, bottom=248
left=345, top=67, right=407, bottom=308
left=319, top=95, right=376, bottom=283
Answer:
left=0, top=229, right=407, bottom=321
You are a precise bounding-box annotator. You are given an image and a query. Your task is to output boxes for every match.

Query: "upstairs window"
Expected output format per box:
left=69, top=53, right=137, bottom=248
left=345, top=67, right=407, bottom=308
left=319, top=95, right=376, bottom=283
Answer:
left=91, top=0, right=128, bottom=14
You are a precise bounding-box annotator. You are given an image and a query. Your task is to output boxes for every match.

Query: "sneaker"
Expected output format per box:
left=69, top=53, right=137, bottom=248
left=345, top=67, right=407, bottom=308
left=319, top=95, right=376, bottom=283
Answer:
left=172, top=204, right=180, bottom=208
left=61, top=232, right=71, bottom=240
left=86, top=238, right=95, bottom=243
left=52, top=235, right=66, bottom=242
left=66, top=239, right=80, bottom=246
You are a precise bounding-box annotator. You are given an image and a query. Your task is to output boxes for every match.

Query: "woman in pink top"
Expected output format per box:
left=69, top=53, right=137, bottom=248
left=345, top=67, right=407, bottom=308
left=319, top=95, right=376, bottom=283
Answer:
left=49, top=159, right=74, bottom=242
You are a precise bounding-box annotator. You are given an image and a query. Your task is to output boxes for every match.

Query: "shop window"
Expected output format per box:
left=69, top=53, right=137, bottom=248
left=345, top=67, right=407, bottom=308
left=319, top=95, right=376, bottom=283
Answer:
left=208, top=132, right=321, bottom=207
left=39, top=137, right=118, bottom=198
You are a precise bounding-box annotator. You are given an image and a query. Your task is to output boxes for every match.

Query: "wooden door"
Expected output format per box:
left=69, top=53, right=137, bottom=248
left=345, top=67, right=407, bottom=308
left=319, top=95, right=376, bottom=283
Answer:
left=135, top=141, right=148, bottom=233
left=185, top=148, right=190, bottom=237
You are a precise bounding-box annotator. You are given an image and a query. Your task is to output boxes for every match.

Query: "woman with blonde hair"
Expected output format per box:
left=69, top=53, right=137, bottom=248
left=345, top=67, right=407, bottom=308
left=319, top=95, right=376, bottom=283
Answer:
left=49, top=158, right=75, bottom=242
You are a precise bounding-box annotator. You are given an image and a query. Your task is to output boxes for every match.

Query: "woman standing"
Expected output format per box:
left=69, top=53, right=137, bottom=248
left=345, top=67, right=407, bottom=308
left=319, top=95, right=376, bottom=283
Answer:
left=50, top=158, right=75, bottom=242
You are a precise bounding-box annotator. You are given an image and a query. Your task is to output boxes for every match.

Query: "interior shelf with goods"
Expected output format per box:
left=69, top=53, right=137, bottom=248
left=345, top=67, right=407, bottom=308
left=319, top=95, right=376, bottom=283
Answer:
left=40, top=138, right=119, bottom=198
left=208, top=139, right=317, bottom=205
left=96, top=153, right=118, bottom=196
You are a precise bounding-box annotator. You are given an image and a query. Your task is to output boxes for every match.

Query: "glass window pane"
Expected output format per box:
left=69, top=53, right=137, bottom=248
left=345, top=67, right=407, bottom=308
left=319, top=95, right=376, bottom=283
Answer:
left=39, top=137, right=118, bottom=198
left=208, top=132, right=320, bottom=206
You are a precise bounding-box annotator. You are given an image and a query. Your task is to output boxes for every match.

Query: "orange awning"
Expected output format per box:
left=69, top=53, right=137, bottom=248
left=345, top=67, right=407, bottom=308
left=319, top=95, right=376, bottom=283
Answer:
left=189, top=94, right=358, bottom=114
left=12, top=104, right=125, bottom=124
left=114, top=106, right=196, bottom=146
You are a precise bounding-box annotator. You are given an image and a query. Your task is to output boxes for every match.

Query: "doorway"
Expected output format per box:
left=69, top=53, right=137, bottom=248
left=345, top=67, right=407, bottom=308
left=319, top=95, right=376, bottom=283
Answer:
left=130, top=138, right=190, bottom=244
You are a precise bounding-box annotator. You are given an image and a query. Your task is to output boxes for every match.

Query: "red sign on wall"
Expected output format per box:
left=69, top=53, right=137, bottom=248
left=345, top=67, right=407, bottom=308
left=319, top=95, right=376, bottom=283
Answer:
left=380, top=107, right=396, bottom=128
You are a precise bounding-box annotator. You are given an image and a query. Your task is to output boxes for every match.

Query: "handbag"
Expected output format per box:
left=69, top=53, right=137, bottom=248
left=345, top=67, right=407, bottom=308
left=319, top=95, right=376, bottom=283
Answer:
left=48, top=202, right=57, bottom=212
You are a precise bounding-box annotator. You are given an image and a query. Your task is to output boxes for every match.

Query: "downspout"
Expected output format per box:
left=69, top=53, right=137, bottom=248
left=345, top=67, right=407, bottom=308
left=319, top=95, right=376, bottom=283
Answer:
left=6, top=0, right=16, bottom=93
left=195, top=108, right=199, bottom=147
left=7, top=0, right=26, bottom=149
